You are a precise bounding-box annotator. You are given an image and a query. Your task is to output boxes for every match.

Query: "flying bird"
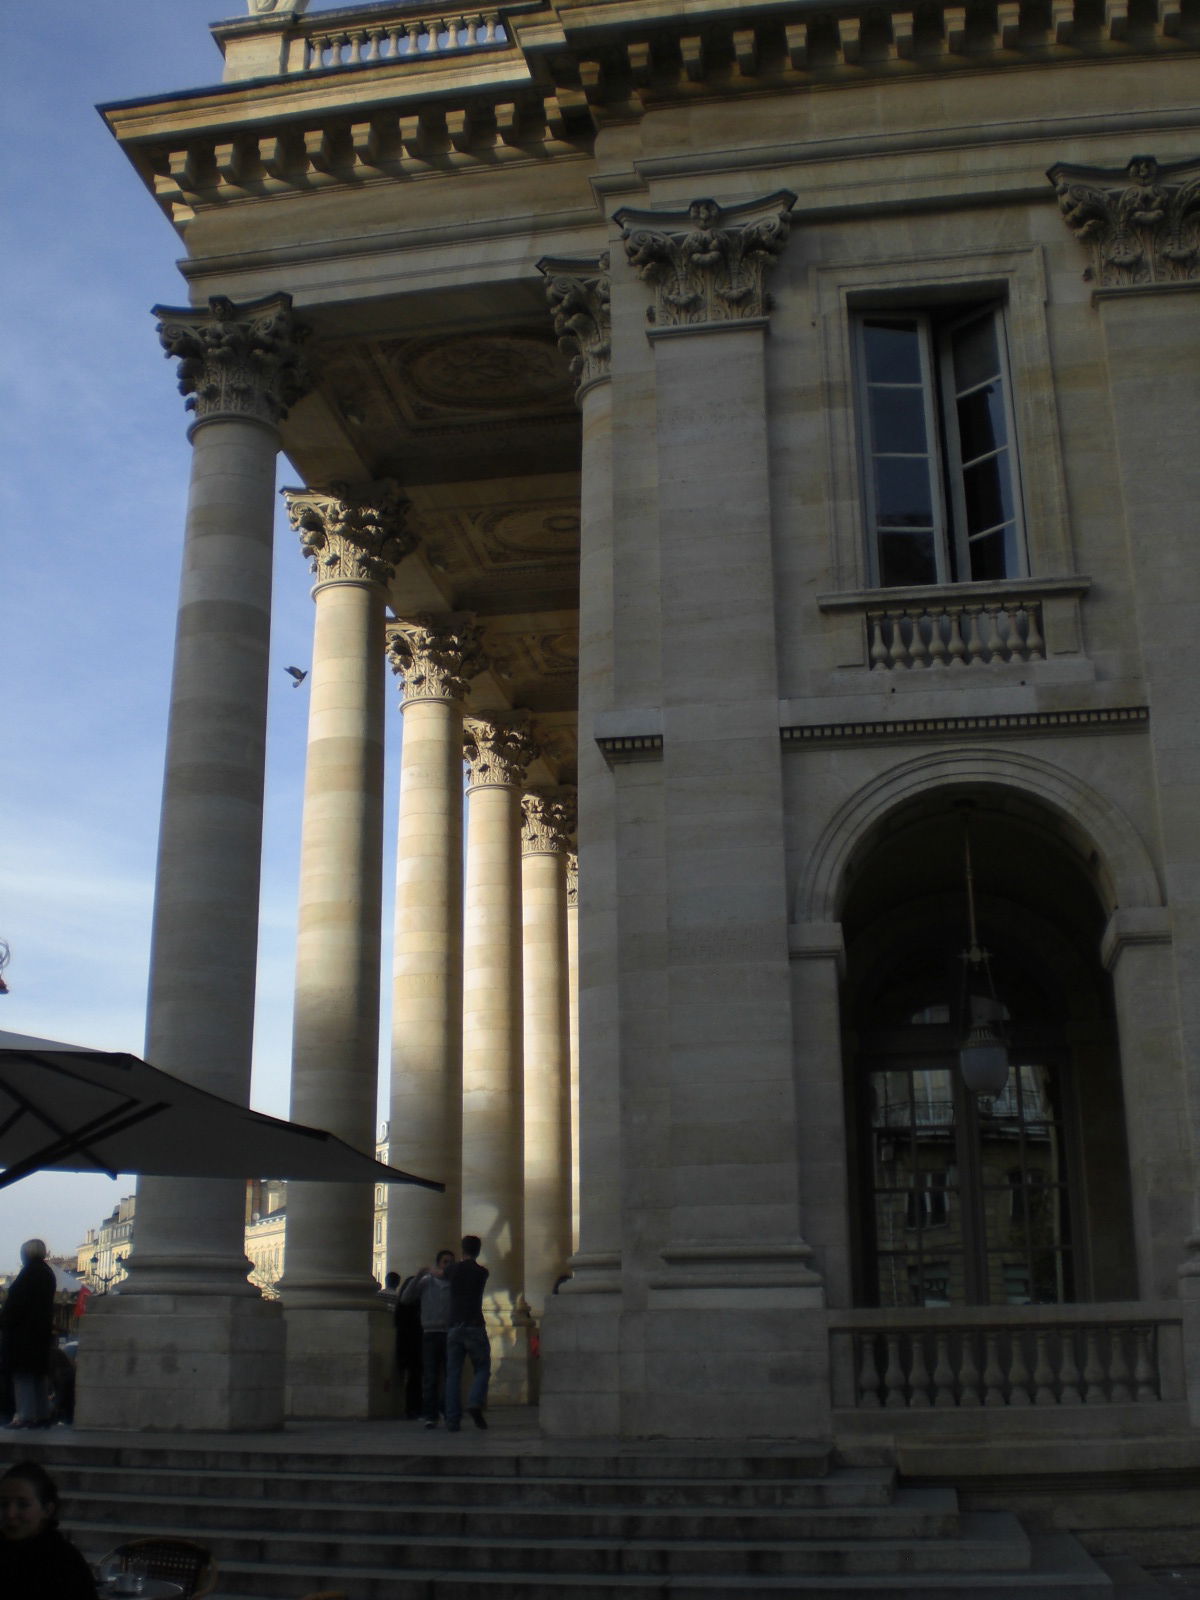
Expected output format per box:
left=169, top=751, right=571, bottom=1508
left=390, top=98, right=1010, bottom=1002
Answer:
left=285, top=666, right=308, bottom=687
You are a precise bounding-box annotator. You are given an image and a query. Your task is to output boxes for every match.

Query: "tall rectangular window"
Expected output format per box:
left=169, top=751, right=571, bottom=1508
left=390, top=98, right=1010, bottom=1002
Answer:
left=854, top=305, right=1026, bottom=588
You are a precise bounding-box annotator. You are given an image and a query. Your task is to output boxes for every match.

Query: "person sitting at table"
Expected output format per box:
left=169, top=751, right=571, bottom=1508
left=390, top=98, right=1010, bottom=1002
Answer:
left=0, top=1459, right=98, bottom=1598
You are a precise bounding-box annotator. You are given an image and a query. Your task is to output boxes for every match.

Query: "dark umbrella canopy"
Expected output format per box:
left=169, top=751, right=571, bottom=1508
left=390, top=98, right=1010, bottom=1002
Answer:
left=0, top=1030, right=442, bottom=1193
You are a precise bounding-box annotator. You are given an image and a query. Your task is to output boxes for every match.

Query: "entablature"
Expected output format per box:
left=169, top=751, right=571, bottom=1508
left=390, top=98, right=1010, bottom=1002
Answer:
left=101, top=0, right=1197, bottom=225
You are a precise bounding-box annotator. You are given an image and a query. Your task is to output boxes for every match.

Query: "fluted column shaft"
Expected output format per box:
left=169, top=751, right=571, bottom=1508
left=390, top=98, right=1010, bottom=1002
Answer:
left=521, top=790, right=576, bottom=1314
left=387, top=616, right=483, bottom=1273
left=462, top=716, right=537, bottom=1322
left=76, top=293, right=308, bottom=1433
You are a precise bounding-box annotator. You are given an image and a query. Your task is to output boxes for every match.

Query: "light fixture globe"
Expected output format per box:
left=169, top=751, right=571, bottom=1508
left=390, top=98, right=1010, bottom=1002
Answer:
left=959, top=1021, right=1010, bottom=1096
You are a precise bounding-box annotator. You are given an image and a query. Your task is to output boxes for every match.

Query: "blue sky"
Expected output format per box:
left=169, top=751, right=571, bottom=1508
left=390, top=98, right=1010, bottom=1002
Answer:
left=2, top=2, right=396, bottom=1272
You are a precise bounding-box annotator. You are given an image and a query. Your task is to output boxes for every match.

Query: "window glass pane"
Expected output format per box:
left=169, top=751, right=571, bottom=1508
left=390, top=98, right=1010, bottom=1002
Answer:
left=956, top=383, right=1008, bottom=463
left=961, top=455, right=1014, bottom=534
left=965, top=527, right=1009, bottom=583
left=869, top=386, right=928, bottom=453
left=874, top=457, right=934, bottom=528
left=951, top=314, right=1000, bottom=395
left=863, top=318, right=922, bottom=384
left=879, top=531, right=937, bottom=587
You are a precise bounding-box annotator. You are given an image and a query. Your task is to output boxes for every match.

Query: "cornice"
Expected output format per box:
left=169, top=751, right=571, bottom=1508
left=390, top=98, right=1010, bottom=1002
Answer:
left=102, top=0, right=1197, bottom=224
left=781, top=705, right=1149, bottom=746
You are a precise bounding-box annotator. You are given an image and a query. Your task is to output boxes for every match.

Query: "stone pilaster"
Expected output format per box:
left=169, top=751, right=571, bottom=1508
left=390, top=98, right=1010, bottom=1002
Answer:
left=76, top=293, right=310, bottom=1433
left=462, top=712, right=538, bottom=1400
left=565, top=852, right=580, bottom=1255
left=386, top=615, right=484, bottom=1273
left=277, top=481, right=414, bottom=1419
left=520, top=788, right=577, bottom=1315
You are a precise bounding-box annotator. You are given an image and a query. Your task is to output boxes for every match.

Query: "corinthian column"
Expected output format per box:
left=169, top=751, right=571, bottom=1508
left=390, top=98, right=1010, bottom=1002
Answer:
left=277, top=480, right=413, bottom=1418
left=521, top=788, right=576, bottom=1315
left=76, top=293, right=309, bottom=1434
left=385, top=615, right=484, bottom=1272
left=462, top=713, right=538, bottom=1397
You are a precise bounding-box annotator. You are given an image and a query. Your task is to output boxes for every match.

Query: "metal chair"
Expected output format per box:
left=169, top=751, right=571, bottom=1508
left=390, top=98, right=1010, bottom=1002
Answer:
left=100, top=1537, right=217, bottom=1598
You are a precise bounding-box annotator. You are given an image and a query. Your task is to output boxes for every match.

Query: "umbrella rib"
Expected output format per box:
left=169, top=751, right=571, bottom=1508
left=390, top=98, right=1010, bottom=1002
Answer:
left=0, top=1100, right=170, bottom=1190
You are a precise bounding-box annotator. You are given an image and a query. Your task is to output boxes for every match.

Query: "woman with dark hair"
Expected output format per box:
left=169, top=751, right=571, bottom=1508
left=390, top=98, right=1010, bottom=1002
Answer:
left=0, top=1460, right=98, bottom=1598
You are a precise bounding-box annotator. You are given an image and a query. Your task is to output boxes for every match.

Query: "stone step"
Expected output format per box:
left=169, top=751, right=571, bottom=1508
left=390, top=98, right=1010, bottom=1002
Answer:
left=205, top=1531, right=1114, bottom=1600
left=74, top=1510, right=1033, bottom=1578
left=64, top=1482, right=958, bottom=1542
left=51, top=1461, right=899, bottom=1509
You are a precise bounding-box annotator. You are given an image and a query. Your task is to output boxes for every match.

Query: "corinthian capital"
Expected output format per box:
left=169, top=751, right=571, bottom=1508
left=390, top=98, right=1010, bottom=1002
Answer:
left=463, top=713, right=538, bottom=789
left=1047, top=154, right=1200, bottom=287
left=521, top=787, right=578, bottom=856
left=284, top=480, right=414, bottom=587
left=614, top=192, right=795, bottom=329
left=387, top=614, right=484, bottom=702
left=537, top=254, right=611, bottom=400
left=154, top=292, right=310, bottom=426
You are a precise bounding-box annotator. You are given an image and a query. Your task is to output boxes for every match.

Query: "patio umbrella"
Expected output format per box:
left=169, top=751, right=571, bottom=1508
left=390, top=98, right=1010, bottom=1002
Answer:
left=0, top=1030, right=442, bottom=1193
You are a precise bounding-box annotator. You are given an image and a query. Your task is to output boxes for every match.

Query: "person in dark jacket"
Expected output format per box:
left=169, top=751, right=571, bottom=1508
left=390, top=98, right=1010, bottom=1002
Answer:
left=394, top=1271, right=425, bottom=1419
left=444, top=1234, right=491, bottom=1433
left=0, top=1460, right=98, bottom=1599
left=0, top=1240, right=57, bottom=1428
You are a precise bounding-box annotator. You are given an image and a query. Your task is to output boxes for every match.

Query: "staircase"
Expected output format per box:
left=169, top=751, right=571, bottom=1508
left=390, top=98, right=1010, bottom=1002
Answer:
left=28, top=1436, right=1158, bottom=1598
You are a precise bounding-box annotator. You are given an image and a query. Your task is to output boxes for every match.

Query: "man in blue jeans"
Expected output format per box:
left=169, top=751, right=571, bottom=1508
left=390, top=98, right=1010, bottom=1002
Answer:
left=444, top=1234, right=490, bottom=1432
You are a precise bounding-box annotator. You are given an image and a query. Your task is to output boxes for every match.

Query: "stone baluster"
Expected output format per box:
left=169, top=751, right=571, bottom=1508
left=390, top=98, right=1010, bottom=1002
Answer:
left=965, top=607, right=986, bottom=662
left=1007, top=1334, right=1033, bottom=1406
left=908, top=611, right=930, bottom=668
left=1083, top=1329, right=1106, bottom=1403
left=947, top=607, right=968, bottom=665
left=1134, top=1327, right=1157, bottom=1399
left=932, top=1334, right=956, bottom=1406
left=983, top=1333, right=1006, bottom=1406
left=928, top=610, right=948, bottom=666
left=984, top=605, right=1006, bottom=660
left=959, top=1334, right=982, bottom=1406
left=76, top=293, right=309, bottom=1433
left=1108, top=1328, right=1132, bottom=1400
left=892, top=616, right=912, bottom=669
left=1034, top=1331, right=1057, bottom=1404
left=279, top=479, right=415, bottom=1418
left=1058, top=1331, right=1083, bottom=1404
left=385, top=615, right=484, bottom=1273
left=857, top=1336, right=882, bottom=1407
left=883, top=1335, right=907, bottom=1407
left=1023, top=604, right=1046, bottom=660
left=869, top=613, right=890, bottom=670
left=462, top=712, right=539, bottom=1398
left=908, top=1335, right=932, bottom=1406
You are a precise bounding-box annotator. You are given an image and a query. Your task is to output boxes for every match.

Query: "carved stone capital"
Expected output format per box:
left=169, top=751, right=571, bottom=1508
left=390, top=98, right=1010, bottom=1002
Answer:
left=537, top=254, right=611, bottom=400
left=521, top=787, right=578, bottom=856
left=1047, top=154, right=1200, bottom=287
left=463, top=713, right=538, bottom=789
left=614, top=192, right=795, bottom=328
left=566, top=852, right=579, bottom=907
left=154, top=292, right=310, bottom=427
left=387, top=613, right=484, bottom=702
left=284, top=480, right=414, bottom=587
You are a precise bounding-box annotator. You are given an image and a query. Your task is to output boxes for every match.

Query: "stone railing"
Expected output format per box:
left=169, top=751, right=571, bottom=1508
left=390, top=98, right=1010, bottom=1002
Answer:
left=818, top=577, right=1091, bottom=673
left=830, top=1304, right=1185, bottom=1411
left=301, top=8, right=508, bottom=70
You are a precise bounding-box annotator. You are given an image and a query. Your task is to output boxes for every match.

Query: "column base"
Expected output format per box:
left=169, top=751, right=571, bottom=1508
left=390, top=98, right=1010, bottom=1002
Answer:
left=75, top=1293, right=285, bottom=1432
left=539, top=1288, right=624, bottom=1437
left=284, top=1304, right=396, bottom=1419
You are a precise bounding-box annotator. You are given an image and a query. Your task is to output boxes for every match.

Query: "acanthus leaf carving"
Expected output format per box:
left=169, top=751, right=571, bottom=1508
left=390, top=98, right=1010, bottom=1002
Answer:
left=537, top=253, right=611, bottom=400
left=463, top=713, right=538, bottom=788
left=614, top=192, right=796, bottom=327
left=387, top=613, right=485, bottom=702
left=521, top=786, right=578, bottom=856
left=1048, top=154, right=1200, bottom=287
left=284, top=479, right=415, bottom=587
left=154, top=292, right=311, bottom=426
left=566, top=851, right=579, bottom=907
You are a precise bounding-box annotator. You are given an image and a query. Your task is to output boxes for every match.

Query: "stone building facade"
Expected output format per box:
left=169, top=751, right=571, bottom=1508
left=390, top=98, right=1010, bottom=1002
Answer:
left=74, top=0, right=1200, bottom=1467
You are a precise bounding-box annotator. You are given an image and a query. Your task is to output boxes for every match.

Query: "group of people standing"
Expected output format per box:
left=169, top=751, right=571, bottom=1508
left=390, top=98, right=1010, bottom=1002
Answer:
left=387, top=1234, right=492, bottom=1432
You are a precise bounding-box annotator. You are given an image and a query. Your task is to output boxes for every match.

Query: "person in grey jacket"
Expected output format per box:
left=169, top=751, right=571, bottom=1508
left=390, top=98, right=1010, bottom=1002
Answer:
left=400, top=1249, right=455, bottom=1427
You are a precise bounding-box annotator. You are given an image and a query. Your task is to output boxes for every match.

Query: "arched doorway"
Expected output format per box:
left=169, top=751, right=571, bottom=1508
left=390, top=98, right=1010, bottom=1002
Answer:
left=840, top=790, right=1138, bottom=1309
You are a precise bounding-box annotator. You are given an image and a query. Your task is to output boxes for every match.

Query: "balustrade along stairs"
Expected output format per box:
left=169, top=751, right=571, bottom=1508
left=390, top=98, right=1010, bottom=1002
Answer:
left=15, top=1422, right=1176, bottom=1598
